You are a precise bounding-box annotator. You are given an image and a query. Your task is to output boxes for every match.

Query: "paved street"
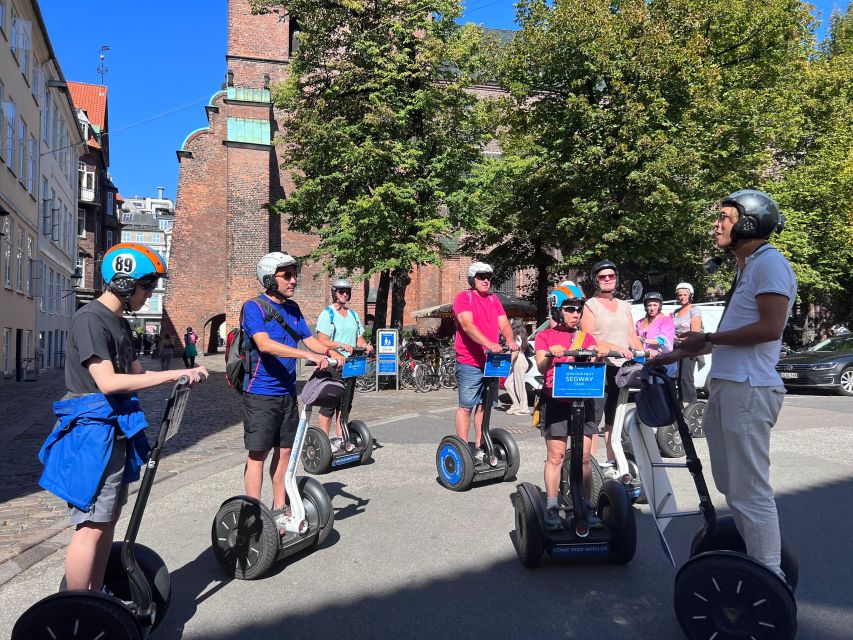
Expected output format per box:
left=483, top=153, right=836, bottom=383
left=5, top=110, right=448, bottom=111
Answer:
left=0, top=355, right=852, bottom=638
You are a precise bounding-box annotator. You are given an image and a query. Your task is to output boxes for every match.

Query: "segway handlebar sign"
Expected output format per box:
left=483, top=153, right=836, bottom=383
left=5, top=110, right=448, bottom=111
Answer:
left=552, top=359, right=606, bottom=398
left=483, top=352, right=511, bottom=377
left=343, top=355, right=367, bottom=378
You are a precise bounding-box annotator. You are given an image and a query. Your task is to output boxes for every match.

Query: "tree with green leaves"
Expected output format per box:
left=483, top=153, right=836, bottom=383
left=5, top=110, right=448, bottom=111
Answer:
left=254, top=0, right=489, bottom=328
left=765, top=6, right=853, bottom=340
left=460, top=0, right=814, bottom=315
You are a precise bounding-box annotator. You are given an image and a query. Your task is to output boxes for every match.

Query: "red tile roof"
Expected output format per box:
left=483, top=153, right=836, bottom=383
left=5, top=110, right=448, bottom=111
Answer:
left=67, top=81, right=108, bottom=130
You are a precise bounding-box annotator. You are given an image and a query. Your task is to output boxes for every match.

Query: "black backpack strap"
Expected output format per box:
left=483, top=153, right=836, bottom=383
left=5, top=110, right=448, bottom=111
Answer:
left=253, top=296, right=304, bottom=344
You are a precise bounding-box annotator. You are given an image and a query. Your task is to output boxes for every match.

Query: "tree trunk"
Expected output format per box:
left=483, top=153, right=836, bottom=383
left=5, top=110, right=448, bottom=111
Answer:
left=535, top=262, right=550, bottom=325
left=373, top=270, right=391, bottom=330
left=390, top=268, right=411, bottom=329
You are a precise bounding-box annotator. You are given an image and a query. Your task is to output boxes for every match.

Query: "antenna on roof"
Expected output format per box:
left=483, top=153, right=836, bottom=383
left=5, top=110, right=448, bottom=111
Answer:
left=97, top=45, right=110, bottom=85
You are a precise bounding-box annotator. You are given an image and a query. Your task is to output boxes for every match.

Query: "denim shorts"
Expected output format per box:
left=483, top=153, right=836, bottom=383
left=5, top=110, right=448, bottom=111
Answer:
left=456, top=362, right=487, bottom=409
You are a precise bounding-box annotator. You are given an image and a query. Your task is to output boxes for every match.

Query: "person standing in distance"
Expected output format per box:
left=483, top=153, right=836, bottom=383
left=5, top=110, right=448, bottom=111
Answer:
left=671, top=282, right=703, bottom=403
left=39, top=243, right=208, bottom=592
left=241, top=252, right=343, bottom=533
left=314, top=277, right=374, bottom=451
left=452, top=262, right=517, bottom=462
left=653, top=189, right=795, bottom=580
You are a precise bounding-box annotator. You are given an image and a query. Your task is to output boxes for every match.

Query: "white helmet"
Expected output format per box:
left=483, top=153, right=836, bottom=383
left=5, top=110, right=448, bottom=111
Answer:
left=331, top=277, right=353, bottom=294
left=257, top=251, right=297, bottom=290
left=675, top=282, right=694, bottom=297
left=467, top=261, right=493, bottom=288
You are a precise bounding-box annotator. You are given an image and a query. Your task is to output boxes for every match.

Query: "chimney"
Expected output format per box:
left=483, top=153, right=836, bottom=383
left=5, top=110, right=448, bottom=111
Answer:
left=157, top=186, right=165, bottom=200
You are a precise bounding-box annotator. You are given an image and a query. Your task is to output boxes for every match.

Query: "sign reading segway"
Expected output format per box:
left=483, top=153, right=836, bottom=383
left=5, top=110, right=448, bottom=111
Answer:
left=483, top=352, right=512, bottom=378
left=343, top=356, right=367, bottom=379
left=552, top=362, right=606, bottom=398
left=376, top=329, right=398, bottom=376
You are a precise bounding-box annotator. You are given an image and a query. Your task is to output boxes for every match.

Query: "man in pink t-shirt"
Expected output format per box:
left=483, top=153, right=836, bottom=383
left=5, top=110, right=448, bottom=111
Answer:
left=452, top=262, right=517, bottom=462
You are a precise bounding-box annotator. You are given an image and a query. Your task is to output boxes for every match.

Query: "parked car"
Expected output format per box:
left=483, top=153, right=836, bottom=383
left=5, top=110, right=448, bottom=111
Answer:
left=775, top=334, right=853, bottom=396
left=523, top=301, right=725, bottom=395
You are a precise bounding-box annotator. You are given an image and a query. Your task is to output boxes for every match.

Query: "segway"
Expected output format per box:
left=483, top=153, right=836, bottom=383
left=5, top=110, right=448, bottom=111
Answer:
left=211, top=392, right=334, bottom=580
left=13, top=377, right=196, bottom=640
left=436, top=350, right=520, bottom=491
left=560, top=353, right=646, bottom=508
left=514, top=350, right=637, bottom=567
left=301, top=348, right=373, bottom=474
left=628, top=366, right=798, bottom=640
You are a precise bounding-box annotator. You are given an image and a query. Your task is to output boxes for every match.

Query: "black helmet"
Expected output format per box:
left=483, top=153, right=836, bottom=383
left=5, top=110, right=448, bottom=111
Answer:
left=721, top=189, right=784, bottom=245
left=591, top=259, right=619, bottom=291
left=644, top=291, right=663, bottom=305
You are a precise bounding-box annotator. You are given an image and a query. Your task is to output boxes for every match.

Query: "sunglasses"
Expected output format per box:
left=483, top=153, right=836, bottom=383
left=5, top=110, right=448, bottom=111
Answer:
left=336, top=289, right=352, bottom=296
left=597, top=273, right=617, bottom=281
left=561, top=305, right=584, bottom=314
left=474, top=273, right=492, bottom=281
left=276, top=271, right=298, bottom=281
left=137, top=280, right=157, bottom=292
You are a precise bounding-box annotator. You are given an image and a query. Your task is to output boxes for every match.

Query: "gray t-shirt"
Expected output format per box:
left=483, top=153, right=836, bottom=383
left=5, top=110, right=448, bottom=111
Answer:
left=65, top=300, right=136, bottom=395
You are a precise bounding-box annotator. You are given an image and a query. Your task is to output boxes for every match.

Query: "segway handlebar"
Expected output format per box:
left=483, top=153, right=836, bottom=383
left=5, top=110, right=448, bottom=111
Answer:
left=484, top=346, right=511, bottom=355
left=546, top=349, right=636, bottom=359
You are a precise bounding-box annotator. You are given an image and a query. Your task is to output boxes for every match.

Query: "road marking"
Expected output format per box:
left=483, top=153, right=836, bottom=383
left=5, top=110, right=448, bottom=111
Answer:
left=370, top=413, right=421, bottom=426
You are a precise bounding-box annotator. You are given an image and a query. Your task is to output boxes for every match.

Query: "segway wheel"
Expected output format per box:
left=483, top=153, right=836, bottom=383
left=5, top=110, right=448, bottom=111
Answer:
left=560, top=456, right=604, bottom=510
left=690, top=515, right=799, bottom=592
left=675, top=551, right=797, bottom=640
left=211, top=496, right=279, bottom=580
left=683, top=400, right=706, bottom=438
left=12, top=591, right=142, bottom=640
left=598, top=480, right=636, bottom=564
left=514, top=484, right=544, bottom=568
left=302, top=427, right=333, bottom=475
left=436, top=436, right=475, bottom=491
left=298, top=476, right=335, bottom=546
left=93, top=543, right=170, bottom=633
left=655, top=423, right=684, bottom=458
left=491, top=428, right=520, bottom=481
left=349, top=420, right=373, bottom=465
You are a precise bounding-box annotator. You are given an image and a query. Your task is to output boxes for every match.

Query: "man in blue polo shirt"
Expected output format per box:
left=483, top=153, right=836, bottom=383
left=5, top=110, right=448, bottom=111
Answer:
left=241, top=251, right=343, bottom=533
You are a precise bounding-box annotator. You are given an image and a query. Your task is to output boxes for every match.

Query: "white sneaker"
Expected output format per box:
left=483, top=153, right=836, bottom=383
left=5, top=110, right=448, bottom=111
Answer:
left=330, top=437, right=341, bottom=453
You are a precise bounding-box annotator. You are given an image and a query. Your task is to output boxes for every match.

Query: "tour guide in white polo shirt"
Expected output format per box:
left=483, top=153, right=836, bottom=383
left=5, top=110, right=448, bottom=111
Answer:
left=652, top=189, right=796, bottom=581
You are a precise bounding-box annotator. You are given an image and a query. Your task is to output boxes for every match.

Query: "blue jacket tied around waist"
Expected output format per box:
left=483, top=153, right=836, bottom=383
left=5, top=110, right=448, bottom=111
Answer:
left=39, top=393, right=151, bottom=511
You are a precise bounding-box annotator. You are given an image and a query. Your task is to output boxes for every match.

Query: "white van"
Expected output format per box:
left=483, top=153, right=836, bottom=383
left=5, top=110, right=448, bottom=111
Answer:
left=523, top=301, right=725, bottom=395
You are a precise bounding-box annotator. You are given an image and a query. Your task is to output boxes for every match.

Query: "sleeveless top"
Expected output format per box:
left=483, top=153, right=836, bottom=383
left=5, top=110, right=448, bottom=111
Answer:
left=585, top=297, right=633, bottom=349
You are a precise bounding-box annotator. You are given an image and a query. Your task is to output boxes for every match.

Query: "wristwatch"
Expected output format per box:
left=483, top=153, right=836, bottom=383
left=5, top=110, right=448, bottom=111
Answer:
left=704, top=332, right=714, bottom=345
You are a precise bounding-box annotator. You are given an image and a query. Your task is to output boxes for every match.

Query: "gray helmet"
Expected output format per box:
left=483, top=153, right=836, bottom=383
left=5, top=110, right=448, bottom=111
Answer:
left=331, top=278, right=353, bottom=295
left=721, top=189, right=784, bottom=244
left=257, top=251, right=297, bottom=291
left=644, top=291, right=663, bottom=305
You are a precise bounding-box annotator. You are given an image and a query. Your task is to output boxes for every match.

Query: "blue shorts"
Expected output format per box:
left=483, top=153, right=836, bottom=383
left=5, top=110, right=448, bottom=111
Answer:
left=456, top=362, right=487, bottom=409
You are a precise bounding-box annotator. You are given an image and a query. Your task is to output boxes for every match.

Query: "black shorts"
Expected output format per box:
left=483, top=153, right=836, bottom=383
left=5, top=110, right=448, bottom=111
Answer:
left=541, top=396, right=597, bottom=439
left=242, top=392, right=300, bottom=451
left=592, top=364, right=620, bottom=427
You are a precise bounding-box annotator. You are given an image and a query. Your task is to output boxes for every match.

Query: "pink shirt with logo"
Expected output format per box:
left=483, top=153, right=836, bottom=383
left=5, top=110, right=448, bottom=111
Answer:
left=534, top=328, right=598, bottom=397
left=453, top=289, right=506, bottom=368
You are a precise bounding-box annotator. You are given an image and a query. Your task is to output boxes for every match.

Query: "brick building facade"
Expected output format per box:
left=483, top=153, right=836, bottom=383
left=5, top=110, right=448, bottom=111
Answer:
left=163, top=0, right=510, bottom=353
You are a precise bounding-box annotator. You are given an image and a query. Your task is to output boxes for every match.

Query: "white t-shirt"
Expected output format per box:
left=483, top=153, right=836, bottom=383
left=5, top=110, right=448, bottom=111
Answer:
left=710, top=244, right=797, bottom=386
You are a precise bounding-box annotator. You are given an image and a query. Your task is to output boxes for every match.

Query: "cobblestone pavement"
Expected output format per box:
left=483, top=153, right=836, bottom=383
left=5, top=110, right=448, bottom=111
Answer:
left=0, top=353, right=476, bottom=577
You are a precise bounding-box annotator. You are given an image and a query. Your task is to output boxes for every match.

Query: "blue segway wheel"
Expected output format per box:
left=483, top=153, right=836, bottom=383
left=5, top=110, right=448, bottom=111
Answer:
left=436, top=436, right=474, bottom=491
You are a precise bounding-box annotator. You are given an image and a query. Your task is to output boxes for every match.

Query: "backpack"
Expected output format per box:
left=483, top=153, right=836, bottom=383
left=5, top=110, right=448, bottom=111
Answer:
left=225, top=296, right=303, bottom=394
left=324, top=305, right=362, bottom=340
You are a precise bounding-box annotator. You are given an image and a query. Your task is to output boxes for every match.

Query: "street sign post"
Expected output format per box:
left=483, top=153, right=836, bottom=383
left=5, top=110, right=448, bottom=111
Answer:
left=375, top=329, right=399, bottom=391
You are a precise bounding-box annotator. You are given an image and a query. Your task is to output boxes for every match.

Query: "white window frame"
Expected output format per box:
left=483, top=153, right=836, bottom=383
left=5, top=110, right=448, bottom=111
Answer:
left=42, top=90, right=50, bottom=144
left=27, top=133, right=36, bottom=193
left=2, top=328, right=10, bottom=376
left=25, top=233, right=32, bottom=296
left=15, top=226, right=23, bottom=292
left=3, top=98, right=15, bottom=170
left=3, top=218, right=13, bottom=288
left=17, top=116, right=26, bottom=183
left=135, top=231, right=144, bottom=242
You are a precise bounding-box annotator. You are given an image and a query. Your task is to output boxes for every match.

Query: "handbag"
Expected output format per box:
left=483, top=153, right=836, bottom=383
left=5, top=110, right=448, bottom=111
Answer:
left=301, top=368, right=345, bottom=408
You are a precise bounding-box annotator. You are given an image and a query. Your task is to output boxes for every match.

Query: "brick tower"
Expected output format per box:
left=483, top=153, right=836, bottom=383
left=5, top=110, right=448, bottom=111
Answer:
left=164, top=0, right=362, bottom=352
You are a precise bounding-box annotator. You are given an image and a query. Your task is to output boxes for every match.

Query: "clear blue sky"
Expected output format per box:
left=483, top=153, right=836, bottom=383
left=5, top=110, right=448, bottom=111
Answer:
left=39, top=0, right=849, bottom=203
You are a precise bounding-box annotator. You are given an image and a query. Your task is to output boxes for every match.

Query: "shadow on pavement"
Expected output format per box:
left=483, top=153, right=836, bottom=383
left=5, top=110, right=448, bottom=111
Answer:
left=325, top=482, right=370, bottom=522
